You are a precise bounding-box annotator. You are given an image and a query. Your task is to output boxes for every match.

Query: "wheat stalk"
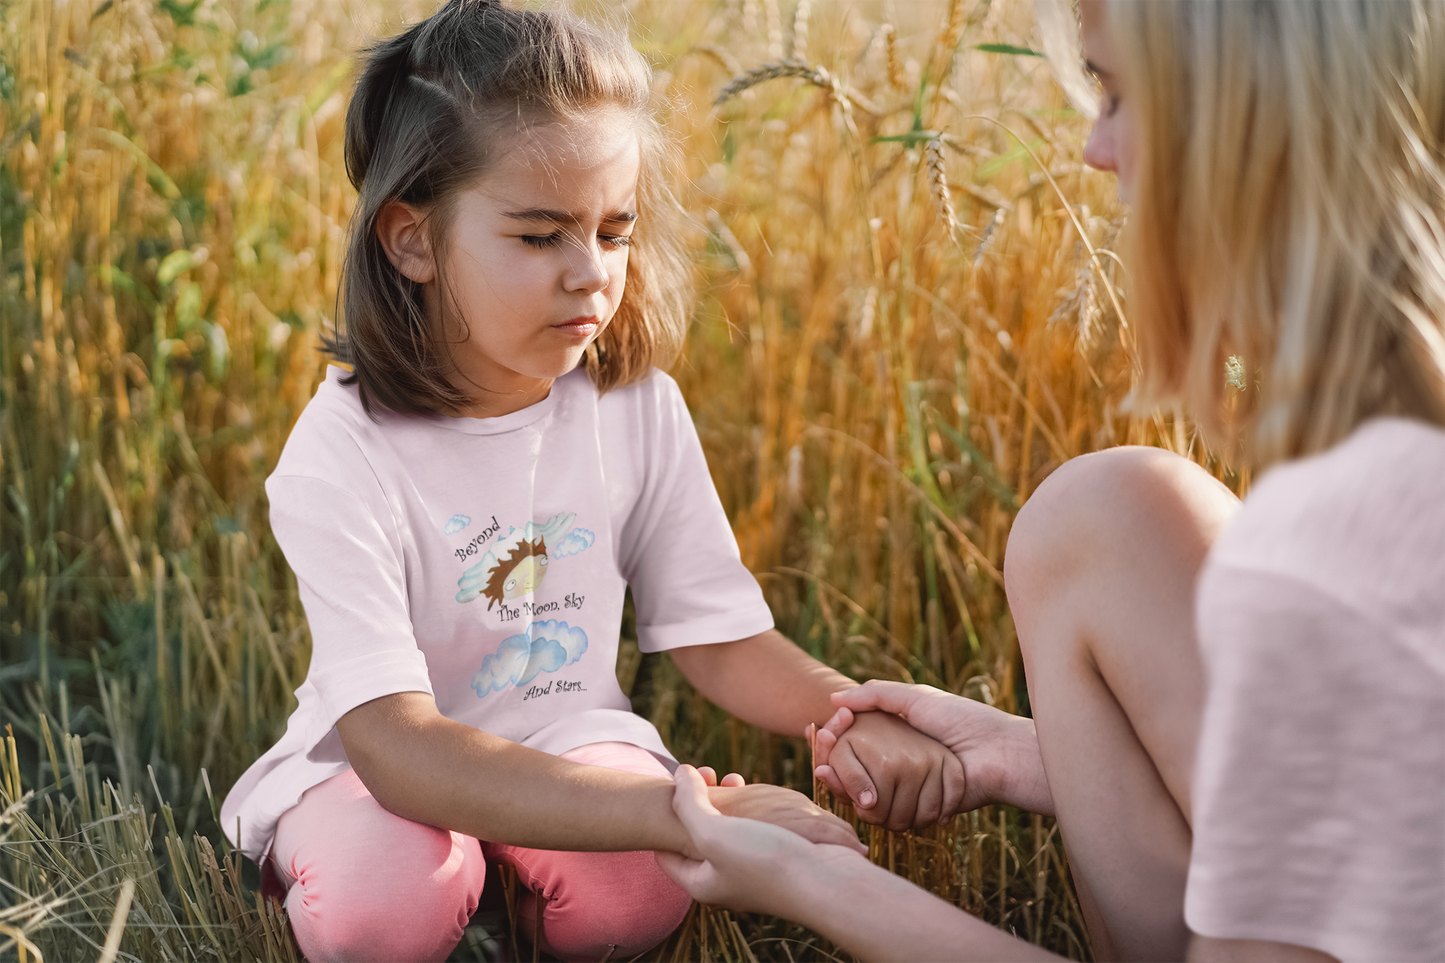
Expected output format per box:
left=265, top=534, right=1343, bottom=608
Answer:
left=714, top=59, right=836, bottom=107
left=926, top=137, right=961, bottom=246
left=882, top=23, right=905, bottom=91
left=791, top=0, right=811, bottom=63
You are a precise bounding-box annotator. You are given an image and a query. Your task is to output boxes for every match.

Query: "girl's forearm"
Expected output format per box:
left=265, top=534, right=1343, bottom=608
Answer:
left=670, top=629, right=856, bottom=736
left=338, top=691, right=692, bottom=852
left=784, top=853, right=1061, bottom=962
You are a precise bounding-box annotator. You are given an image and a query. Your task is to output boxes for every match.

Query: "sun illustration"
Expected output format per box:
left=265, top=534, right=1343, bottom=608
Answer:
left=482, top=537, right=550, bottom=610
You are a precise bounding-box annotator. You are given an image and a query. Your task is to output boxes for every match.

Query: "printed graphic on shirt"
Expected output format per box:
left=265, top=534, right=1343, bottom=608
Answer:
left=443, top=514, right=472, bottom=535
left=470, top=619, right=588, bottom=698
left=454, top=512, right=595, bottom=609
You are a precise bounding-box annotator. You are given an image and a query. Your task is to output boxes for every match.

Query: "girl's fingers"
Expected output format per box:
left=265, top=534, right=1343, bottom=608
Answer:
left=719, top=772, right=746, bottom=788
left=824, top=741, right=879, bottom=811
left=698, top=766, right=720, bottom=787
left=940, top=754, right=968, bottom=820
left=813, top=726, right=838, bottom=769
left=812, top=763, right=847, bottom=798
left=821, top=706, right=854, bottom=736
left=911, top=767, right=944, bottom=829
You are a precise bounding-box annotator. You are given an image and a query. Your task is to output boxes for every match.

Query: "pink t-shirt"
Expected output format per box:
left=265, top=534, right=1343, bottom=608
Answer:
left=220, top=366, right=775, bottom=859
left=1188, top=418, right=1445, bottom=962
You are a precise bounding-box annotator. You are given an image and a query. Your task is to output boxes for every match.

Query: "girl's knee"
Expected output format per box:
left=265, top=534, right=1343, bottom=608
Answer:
left=534, top=850, right=691, bottom=962
left=286, top=827, right=485, bottom=963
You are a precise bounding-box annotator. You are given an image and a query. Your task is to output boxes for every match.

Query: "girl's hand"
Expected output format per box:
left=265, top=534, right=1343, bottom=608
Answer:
left=704, top=781, right=867, bottom=854
left=813, top=681, right=1054, bottom=818
left=809, top=708, right=968, bottom=831
left=656, top=766, right=869, bottom=915
left=696, top=766, right=746, bottom=788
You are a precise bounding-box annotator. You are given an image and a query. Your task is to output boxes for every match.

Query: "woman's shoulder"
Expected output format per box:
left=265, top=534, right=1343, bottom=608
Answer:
left=1206, top=417, right=1445, bottom=621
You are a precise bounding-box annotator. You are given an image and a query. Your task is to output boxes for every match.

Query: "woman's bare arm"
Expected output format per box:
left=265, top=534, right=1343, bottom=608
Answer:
left=658, top=765, right=1058, bottom=962
left=335, top=691, right=864, bottom=853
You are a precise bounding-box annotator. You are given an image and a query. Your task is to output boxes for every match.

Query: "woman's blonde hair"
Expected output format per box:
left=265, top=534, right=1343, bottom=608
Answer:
left=1049, top=0, right=1445, bottom=466
left=332, top=0, right=689, bottom=415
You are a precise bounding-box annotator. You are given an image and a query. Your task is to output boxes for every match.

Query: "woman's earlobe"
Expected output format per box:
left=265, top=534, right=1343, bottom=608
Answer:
left=375, top=201, right=437, bottom=283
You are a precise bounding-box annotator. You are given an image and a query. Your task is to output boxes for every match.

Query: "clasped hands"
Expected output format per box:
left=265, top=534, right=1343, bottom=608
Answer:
left=658, top=681, right=1052, bottom=912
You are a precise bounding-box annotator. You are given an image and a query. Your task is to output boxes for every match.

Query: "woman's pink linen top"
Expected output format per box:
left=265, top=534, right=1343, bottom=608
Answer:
left=1188, top=418, right=1445, bottom=962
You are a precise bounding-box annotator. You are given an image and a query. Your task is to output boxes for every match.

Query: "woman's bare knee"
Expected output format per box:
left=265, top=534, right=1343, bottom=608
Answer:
left=1006, top=447, right=1234, bottom=597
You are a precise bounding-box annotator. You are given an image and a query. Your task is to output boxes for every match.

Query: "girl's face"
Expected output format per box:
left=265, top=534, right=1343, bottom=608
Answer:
left=398, top=114, right=641, bottom=417
left=1080, top=0, right=1137, bottom=202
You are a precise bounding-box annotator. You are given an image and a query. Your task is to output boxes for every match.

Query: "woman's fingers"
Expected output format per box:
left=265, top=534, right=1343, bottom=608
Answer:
left=673, top=765, right=724, bottom=819
left=831, top=679, right=923, bottom=717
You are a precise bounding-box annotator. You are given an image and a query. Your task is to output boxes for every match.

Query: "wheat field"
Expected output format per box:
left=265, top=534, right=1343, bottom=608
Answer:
left=0, top=0, right=1230, bottom=959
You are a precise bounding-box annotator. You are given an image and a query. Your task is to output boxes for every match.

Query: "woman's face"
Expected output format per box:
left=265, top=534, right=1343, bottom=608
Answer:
left=1080, top=0, right=1137, bottom=203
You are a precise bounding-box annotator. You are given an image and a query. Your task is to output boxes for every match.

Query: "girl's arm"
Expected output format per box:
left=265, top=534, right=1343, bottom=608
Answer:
left=669, top=629, right=968, bottom=830
left=335, top=690, right=865, bottom=854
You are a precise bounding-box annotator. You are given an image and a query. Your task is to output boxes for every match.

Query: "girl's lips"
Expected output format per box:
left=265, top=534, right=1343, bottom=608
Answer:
left=552, top=317, right=600, bottom=337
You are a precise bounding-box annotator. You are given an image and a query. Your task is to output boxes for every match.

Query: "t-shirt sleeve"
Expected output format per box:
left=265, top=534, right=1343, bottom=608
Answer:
left=616, top=377, right=775, bottom=653
left=267, top=473, right=434, bottom=752
left=1187, top=564, right=1445, bottom=962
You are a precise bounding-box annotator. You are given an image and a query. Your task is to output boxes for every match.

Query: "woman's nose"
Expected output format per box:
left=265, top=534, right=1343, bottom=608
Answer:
left=1083, top=119, right=1116, bottom=174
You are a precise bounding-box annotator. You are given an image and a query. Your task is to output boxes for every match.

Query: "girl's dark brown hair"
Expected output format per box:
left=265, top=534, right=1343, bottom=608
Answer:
left=330, top=0, right=690, bottom=415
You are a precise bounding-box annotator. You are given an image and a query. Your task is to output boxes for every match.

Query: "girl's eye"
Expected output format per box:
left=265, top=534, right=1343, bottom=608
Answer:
left=1102, top=94, right=1122, bottom=119
left=519, top=233, right=631, bottom=250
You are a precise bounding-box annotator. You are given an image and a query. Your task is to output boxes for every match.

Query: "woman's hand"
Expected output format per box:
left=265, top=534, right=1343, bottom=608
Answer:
left=656, top=766, right=870, bottom=914
left=703, top=780, right=867, bottom=855
left=812, top=681, right=1054, bottom=817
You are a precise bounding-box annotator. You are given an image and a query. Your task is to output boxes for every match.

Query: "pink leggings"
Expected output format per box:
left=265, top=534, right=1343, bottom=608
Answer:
left=270, top=742, right=692, bottom=963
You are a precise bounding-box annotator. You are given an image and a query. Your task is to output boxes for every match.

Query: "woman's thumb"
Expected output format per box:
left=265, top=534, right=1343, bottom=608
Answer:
left=832, top=680, right=913, bottom=716
left=672, top=765, right=722, bottom=825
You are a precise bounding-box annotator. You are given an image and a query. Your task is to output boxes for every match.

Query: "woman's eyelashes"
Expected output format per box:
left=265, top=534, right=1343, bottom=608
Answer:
left=518, top=232, right=632, bottom=250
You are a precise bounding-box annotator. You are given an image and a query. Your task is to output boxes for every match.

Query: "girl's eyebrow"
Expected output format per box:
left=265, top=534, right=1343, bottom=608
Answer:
left=502, top=208, right=638, bottom=224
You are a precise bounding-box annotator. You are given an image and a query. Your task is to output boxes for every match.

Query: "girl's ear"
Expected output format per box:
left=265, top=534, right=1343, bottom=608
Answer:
left=375, top=200, right=437, bottom=283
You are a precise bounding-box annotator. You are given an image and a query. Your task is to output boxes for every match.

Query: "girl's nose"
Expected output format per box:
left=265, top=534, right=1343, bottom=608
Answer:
left=563, top=237, right=611, bottom=294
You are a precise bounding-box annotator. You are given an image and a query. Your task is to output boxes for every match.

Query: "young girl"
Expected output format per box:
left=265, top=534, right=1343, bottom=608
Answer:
left=660, top=1, right=1445, bottom=962
left=220, top=2, right=966, bottom=961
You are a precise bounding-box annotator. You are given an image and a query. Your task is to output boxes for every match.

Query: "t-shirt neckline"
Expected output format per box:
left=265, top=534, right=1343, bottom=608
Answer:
left=327, top=365, right=569, bottom=435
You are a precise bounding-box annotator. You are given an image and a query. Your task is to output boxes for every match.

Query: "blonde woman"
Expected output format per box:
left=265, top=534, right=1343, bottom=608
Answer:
left=656, top=1, right=1445, bottom=961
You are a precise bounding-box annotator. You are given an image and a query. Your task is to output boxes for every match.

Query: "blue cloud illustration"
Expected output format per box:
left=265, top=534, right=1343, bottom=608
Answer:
left=455, top=555, right=492, bottom=604
left=553, top=528, right=595, bottom=558
left=470, top=620, right=588, bottom=697
left=443, top=514, right=472, bottom=536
